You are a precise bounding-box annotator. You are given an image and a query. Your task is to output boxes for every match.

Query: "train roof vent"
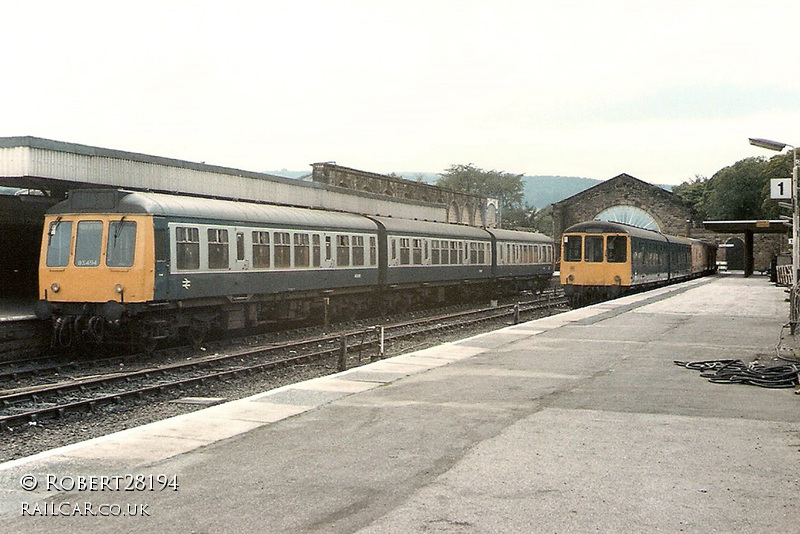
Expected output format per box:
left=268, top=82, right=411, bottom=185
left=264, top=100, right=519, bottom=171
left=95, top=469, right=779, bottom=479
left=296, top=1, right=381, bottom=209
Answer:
left=68, top=189, right=125, bottom=211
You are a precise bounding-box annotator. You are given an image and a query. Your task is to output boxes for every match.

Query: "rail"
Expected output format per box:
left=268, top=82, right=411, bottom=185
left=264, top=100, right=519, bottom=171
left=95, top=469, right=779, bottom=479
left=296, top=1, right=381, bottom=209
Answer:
left=0, top=292, right=568, bottom=430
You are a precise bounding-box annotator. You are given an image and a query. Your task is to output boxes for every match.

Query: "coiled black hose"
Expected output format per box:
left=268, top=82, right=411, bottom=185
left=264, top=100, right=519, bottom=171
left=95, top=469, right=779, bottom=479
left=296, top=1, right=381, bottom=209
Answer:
left=674, top=359, right=799, bottom=389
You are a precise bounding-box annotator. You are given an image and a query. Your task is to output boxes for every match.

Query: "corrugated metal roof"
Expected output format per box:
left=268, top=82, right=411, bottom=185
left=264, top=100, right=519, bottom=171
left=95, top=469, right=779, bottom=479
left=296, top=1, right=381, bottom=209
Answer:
left=0, top=137, right=446, bottom=222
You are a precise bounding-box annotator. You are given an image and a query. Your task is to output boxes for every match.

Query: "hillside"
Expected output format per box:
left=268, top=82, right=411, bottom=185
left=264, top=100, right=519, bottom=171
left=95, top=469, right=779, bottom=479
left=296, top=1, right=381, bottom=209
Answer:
left=521, top=176, right=602, bottom=209
left=395, top=173, right=602, bottom=209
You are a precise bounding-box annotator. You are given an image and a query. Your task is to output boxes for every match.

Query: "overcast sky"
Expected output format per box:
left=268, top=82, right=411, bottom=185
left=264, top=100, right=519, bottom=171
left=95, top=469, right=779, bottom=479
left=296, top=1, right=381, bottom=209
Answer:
left=3, top=0, right=799, bottom=185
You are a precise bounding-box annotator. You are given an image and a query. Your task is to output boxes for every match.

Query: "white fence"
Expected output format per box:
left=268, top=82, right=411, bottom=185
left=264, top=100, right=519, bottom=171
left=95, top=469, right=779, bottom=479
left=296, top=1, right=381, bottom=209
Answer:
left=777, top=264, right=793, bottom=286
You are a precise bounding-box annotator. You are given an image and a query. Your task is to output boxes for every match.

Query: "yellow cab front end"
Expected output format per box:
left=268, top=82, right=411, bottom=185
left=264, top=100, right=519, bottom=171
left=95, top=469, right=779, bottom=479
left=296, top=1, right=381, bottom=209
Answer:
left=35, top=213, right=155, bottom=333
left=560, top=232, right=631, bottom=304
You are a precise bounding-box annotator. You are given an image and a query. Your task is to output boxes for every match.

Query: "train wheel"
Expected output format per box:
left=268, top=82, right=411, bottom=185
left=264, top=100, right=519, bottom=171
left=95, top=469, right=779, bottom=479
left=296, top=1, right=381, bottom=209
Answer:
left=139, top=336, right=158, bottom=354
left=133, top=324, right=158, bottom=354
left=184, top=321, right=208, bottom=348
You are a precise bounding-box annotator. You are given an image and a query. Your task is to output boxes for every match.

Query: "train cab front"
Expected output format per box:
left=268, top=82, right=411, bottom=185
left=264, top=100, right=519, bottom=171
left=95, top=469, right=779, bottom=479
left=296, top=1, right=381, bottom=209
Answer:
left=35, top=213, right=155, bottom=348
left=560, top=231, right=630, bottom=306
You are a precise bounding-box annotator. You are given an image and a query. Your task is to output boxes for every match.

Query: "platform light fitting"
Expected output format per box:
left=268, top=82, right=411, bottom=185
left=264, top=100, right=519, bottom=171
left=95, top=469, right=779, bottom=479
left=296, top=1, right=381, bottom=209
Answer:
left=748, top=137, right=790, bottom=152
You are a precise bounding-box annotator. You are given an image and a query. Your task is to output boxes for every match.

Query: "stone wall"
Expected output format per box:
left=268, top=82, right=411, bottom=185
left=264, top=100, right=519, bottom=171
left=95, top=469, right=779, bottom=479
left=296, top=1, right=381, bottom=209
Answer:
left=553, top=174, right=694, bottom=261
left=551, top=172, right=788, bottom=272
left=311, top=162, right=495, bottom=227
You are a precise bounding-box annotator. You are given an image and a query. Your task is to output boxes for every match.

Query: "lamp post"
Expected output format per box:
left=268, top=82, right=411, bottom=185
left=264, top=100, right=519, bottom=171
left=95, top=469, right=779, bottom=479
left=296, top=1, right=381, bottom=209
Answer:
left=749, top=137, right=799, bottom=331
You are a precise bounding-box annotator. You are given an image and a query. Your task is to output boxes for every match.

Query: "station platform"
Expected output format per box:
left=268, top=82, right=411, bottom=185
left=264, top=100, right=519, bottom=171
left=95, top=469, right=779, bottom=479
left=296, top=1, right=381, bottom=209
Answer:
left=1, top=274, right=798, bottom=533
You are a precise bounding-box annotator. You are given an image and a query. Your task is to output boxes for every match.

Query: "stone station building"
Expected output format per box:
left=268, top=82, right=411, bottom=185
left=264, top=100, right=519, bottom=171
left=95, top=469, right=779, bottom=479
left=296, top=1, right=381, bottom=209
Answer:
left=552, top=173, right=786, bottom=274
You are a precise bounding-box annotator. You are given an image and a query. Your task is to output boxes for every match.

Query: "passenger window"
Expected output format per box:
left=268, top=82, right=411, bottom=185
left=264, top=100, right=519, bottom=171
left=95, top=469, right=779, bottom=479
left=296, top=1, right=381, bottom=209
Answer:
left=274, top=232, right=291, bottom=268
left=369, top=236, right=377, bottom=266
left=352, top=236, right=365, bottom=266
left=431, top=240, right=440, bottom=265
left=208, top=229, right=229, bottom=270
left=236, top=232, right=245, bottom=261
left=607, top=236, right=627, bottom=263
left=176, top=227, right=200, bottom=270
left=252, top=231, right=270, bottom=268
left=107, top=220, right=137, bottom=267
left=46, top=220, right=73, bottom=267
left=584, top=236, right=604, bottom=262
left=412, top=239, right=422, bottom=265
left=399, top=238, right=410, bottom=265
left=563, top=235, right=582, bottom=262
left=75, top=221, right=103, bottom=267
left=294, top=233, right=310, bottom=267
left=337, top=235, right=350, bottom=266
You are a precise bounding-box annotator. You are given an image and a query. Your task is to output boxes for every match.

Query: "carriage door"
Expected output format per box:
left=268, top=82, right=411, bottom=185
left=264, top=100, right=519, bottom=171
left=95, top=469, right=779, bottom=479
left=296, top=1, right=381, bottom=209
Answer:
left=232, top=229, right=249, bottom=271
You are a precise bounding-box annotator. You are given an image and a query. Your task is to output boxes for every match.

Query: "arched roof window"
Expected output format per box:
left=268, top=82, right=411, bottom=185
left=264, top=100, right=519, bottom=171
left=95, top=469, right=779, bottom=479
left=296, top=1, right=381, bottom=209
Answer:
left=595, top=205, right=660, bottom=231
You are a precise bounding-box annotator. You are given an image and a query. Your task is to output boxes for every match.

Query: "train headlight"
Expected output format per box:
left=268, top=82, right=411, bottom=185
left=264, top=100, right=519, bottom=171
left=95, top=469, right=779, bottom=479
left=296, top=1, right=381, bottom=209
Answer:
left=114, top=283, right=124, bottom=294
left=614, top=276, right=621, bottom=285
left=567, top=275, right=574, bottom=283
left=50, top=282, right=60, bottom=293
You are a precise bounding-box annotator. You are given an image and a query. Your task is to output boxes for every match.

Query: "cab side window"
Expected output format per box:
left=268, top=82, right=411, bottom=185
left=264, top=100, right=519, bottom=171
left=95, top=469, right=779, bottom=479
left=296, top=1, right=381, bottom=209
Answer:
left=107, top=221, right=137, bottom=267
left=606, top=236, right=627, bottom=263
left=563, top=235, right=582, bottom=262
left=46, top=220, right=73, bottom=267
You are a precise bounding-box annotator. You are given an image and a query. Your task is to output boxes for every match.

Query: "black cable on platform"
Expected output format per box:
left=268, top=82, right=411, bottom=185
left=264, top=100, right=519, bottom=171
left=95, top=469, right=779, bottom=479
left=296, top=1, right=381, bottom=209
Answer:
left=674, top=359, right=799, bottom=389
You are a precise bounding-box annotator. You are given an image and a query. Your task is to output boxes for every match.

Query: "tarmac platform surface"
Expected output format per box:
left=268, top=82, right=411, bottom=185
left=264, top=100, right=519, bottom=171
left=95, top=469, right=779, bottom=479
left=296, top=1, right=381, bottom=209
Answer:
left=1, top=274, right=798, bottom=533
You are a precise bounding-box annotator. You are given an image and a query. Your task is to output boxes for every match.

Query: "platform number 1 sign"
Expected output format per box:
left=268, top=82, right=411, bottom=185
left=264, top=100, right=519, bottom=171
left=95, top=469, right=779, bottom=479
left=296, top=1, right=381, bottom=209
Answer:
left=771, top=178, right=792, bottom=200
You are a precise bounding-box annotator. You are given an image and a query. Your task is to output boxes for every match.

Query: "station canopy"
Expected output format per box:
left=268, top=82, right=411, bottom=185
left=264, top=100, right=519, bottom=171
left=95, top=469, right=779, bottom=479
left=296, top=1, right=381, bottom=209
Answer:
left=703, top=220, right=788, bottom=234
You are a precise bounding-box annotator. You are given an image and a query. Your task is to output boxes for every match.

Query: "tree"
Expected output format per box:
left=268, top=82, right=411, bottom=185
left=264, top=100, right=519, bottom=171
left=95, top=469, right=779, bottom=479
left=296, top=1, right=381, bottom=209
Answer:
left=437, top=164, right=525, bottom=228
left=529, top=205, right=554, bottom=236
left=760, top=152, right=794, bottom=219
left=703, top=157, right=768, bottom=220
left=674, top=158, right=771, bottom=221
left=672, top=175, right=710, bottom=222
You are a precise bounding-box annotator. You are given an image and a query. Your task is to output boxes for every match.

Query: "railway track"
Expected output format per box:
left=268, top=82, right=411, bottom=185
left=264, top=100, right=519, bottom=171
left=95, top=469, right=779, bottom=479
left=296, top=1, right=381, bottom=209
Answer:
left=0, top=291, right=567, bottom=430
left=0, top=317, right=49, bottom=361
